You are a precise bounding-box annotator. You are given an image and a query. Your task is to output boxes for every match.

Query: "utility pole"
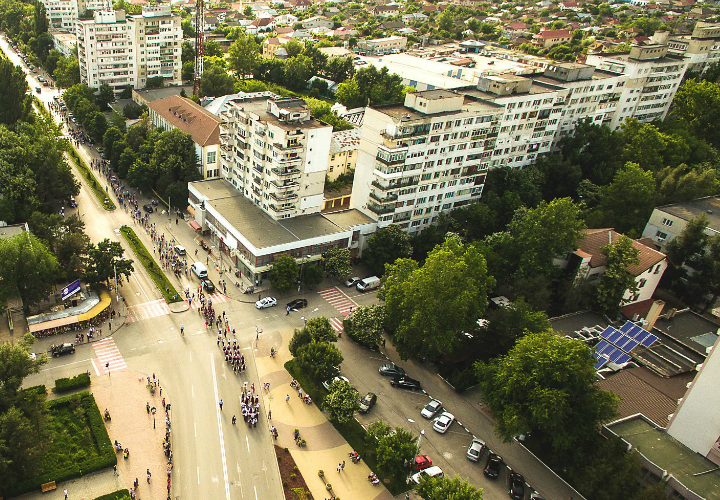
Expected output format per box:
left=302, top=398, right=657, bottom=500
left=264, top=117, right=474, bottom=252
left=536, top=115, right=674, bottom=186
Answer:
left=193, top=0, right=205, bottom=96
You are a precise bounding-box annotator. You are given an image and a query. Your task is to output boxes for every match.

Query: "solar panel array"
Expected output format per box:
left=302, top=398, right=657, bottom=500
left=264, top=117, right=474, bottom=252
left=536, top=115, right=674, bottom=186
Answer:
left=593, top=321, right=659, bottom=370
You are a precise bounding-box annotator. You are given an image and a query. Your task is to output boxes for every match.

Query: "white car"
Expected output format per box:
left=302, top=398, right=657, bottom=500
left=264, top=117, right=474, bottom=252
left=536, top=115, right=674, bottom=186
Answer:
left=466, top=438, right=485, bottom=462
left=433, top=412, right=455, bottom=434
left=255, top=297, right=277, bottom=309
left=409, top=465, right=444, bottom=485
left=421, top=399, right=442, bottom=419
left=322, top=375, right=349, bottom=391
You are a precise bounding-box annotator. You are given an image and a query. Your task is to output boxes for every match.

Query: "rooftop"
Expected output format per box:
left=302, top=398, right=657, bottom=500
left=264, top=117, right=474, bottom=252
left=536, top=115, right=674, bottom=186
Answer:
left=228, top=96, right=330, bottom=131
left=655, top=196, right=720, bottom=234
left=374, top=95, right=502, bottom=121
left=607, top=416, right=720, bottom=500
left=190, top=180, right=364, bottom=251
left=132, top=85, right=195, bottom=104
left=330, top=128, right=360, bottom=154
left=578, top=228, right=667, bottom=276
left=147, top=95, right=222, bottom=147
left=550, top=310, right=609, bottom=337
left=653, top=308, right=720, bottom=356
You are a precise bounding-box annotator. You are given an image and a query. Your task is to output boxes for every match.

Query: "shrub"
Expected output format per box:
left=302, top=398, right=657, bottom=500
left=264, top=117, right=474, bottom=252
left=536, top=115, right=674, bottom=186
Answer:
left=54, top=372, right=91, bottom=393
left=94, top=490, right=132, bottom=500
left=290, top=473, right=296, bottom=480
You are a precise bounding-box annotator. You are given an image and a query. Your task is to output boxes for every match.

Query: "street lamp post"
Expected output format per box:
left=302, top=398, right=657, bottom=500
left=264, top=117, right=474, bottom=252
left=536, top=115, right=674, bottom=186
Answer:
left=113, top=264, right=119, bottom=302
left=407, top=418, right=426, bottom=459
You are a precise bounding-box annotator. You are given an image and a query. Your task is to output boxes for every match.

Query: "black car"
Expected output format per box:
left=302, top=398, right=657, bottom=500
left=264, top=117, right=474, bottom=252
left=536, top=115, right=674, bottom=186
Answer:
left=286, top=298, right=308, bottom=310
left=358, top=392, right=377, bottom=413
left=484, top=453, right=503, bottom=479
left=143, top=204, right=154, bottom=213
left=50, top=343, right=76, bottom=357
left=202, top=278, right=215, bottom=293
left=508, top=472, right=525, bottom=499
left=390, top=376, right=422, bottom=390
left=379, top=363, right=405, bottom=377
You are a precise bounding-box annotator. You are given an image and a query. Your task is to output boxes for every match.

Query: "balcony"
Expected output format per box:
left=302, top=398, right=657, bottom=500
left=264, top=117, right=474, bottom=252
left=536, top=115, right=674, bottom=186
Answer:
left=270, top=191, right=298, bottom=202
left=369, top=191, right=398, bottom=204
left=376, top=154, right=406, bottom=166
left=271, top=180, right=299, bottom=190
left=368, top=202, right=395, bottom=216
left=393, top=212, right=411, bottom=223
left=276, top=155, right=302, bottom=164
left=271, top=167, right=301, bottom=178
left=270, top=204, right=294, bottom=213
left=371, top=178, right=418, bottom=191
left=274, top=142, right=303, bottom=151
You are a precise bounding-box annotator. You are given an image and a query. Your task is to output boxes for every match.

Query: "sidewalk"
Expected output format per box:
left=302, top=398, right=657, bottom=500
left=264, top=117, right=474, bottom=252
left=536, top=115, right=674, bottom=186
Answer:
left=254, top=326, right=394, bottom=500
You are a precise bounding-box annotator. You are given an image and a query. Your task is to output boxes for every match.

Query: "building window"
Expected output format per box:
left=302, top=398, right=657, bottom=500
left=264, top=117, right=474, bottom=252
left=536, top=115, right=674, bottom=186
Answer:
left=661, top=218, right=673, bottom=227
left=654, top=263, right=662, bottom=274
left=655, top=230, right=668, bottom=240
left=207, top=151, right=216, bottom=164
left=638, top=278, right=647, bottom=288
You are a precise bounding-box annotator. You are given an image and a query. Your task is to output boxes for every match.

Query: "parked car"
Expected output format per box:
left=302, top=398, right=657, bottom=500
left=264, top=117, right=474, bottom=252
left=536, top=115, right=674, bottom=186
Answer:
left=411, top=455, right=433, bottom=471
left=50, top=343, right=75, bottom=357
left=201, top=278, right=215, bottom=293
left=390, top=376, right=422, bottom=390
left=420, top=399, right=442, bottom=419
left=467, top=438, right=485, bottom=462
left=529, top=492, right=545, bottom=500
left=344, top=276, right=361, bottom=287
left=35, top=87, right=41, bottom=94
left=433, top=412, right=455, bottom=434
left=409, top=466, right=443, bottom=485
left=174, top=245, right=186, bottom=256
left=286, top=298, right=308, bottom=310
left=358, top=392, right=377, bottom=413
left=508, top=472, right=525, bottom=499
left=322, top=375, right=349, bottom=391
left=378, top=363, right=405, bottom=377
left=484, top=453, right=503, bottom=479
left=255, top=297, right=277, bottom=309
left=143, top=204, right=154, bottom=213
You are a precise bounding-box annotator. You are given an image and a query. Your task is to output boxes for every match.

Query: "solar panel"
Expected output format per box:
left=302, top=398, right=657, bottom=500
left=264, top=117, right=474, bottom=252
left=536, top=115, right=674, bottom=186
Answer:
left=609, top=350, right=624, bottom=362
left=616, top=353, right=631, bottom=364
left=641, top=334, right=658, bottom=347
left=621, top=338, right=639, bottom=351
left=595, top=358, right=608, bottom=370
left=600, top=326, right=616, bottom=340
left=634, top=330, right=650, bottom=344
left=619, top=321, right=636, bottom=335
left=609, top=331, right=624, bottom=344
left=594, top=340, right=609, bottom=353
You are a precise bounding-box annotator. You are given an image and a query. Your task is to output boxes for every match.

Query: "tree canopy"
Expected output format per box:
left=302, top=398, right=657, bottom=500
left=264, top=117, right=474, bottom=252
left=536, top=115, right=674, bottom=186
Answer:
left=362, top=224, right=412, bottom=277
left=269, top=255, right=299, bottom=293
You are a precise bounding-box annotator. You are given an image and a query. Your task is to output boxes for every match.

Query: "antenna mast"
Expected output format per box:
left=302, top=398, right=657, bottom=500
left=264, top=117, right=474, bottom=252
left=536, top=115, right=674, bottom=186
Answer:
left=193, top=0, right=205, bottom=95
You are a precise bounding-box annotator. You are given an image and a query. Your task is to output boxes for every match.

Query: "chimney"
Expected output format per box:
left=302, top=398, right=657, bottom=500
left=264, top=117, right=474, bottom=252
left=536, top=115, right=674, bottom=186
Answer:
left=645, top=300, right=665, bottom=331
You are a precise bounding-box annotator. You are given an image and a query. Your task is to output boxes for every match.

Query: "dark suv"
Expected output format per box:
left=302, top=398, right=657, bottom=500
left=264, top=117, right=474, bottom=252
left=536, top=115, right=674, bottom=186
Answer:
left=390, top=376, right=422, bottom=390
left=484, top=453, right=503, bottom=479
left=50, top=343, right=76, bottom=357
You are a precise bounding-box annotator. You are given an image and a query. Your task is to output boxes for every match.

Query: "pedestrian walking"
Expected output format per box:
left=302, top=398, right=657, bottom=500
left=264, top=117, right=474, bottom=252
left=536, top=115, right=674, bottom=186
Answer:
left=232, top=415, right=237, bottom=425
left=64, top=489, right=68, bottom=499
left=147, top=469, right=152, bottom=483
left=146, top=402, right=150, bottom=414
left=286, top=394, right=290, bottom=403
left=113, top=464, right=118, bottom=476
left=268, top=410, right=272, bottom=420
left=337, top=463, right=342, bottom=473
left=219, top=399, right=224, bottom=410
left=342, top=461, right=345, bottom=470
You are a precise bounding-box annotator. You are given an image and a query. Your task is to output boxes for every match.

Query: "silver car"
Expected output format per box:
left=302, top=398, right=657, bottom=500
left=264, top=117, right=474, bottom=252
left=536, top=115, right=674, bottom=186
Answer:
left=421, top=399, right=442, bottom=419
left=466, top=438, right=485, bottom=462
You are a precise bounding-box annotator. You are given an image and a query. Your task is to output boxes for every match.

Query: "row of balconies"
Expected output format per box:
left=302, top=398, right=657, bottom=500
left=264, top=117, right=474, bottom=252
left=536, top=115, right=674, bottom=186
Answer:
left=369, top=191, right=398, bottom=204
left=371, top=177, right=419, bottom=191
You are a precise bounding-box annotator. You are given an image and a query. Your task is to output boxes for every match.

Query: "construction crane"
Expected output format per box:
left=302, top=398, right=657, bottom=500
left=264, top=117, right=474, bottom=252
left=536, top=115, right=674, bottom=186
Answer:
left=193, top=0, right=205, bottom=96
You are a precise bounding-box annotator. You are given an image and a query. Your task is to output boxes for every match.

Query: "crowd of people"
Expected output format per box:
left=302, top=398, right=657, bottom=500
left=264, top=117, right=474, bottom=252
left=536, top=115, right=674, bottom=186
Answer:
left=237, top=386, right=262, bottom=428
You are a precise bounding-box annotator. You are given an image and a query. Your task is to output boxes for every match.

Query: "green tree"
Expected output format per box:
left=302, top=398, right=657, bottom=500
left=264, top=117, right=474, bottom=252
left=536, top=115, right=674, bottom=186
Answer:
left=323, top=246, right=351, bottom=279
left=384, top=236, right=495, bottom=360
left=204, top=39, right=224, bottom=58
left=289, top=316, right=337, bottom=355
left=283, top=55, right=313, bottom=90
left=336, top=66, right=406, bottom=108
left=228, top=33, right=260, bottom=79
left=591, top=162, right=655, bottom=235
left=301, top=262, right=324, bottom=287
left=96, top=83, right=115, bottom=110
left=508, top=198, right=585, bottom=278
left=53, top=56, right=80, bottom=88
left=672, top=79, right=720, bottom=149
left=437, top=10, right=454, bottom=31
left=475, top=299, right=550, bottom=360
left=656, top=164, right=720, bottom=205
left=666, top=214, right=708, bottom=266
left=324, top=56, right=354, bottom=83
left=85, top=238, right=133, bottom=288
left=285, top=39, right=304, bottom=58
left=44, top=49, right=61, bottom=74
left=145, top=76, right=165, bottom=89
left=476, top=332, right=618, bottom=457
left=0, top=233, right=59, bottom=309
left=343, top=304, right=385, bottom=348
left=269, top=254, right=300, bottom=293
left=559, top=119, right=624, bottom=185
left=417, top=475, right=484, bottom=500
left=362, top=224, right=412, bottom=276
left=0, top=58, right=31, bottom=125
left=375, top=425, right=417, bottom=482
left=85, top=111, right=108, bottom=141
left=34, top=0, right=48, bottom=34
left=181, top=18, right=195, bottom=37
left=200, top=63, right=236, bottom=97
left=295, top=341, right=343, bottom=382
left=323, top=379, right=359, bottom=423
left=594, top=235, right=640, bottom=316
left=182, top=60, right=195, bottom=82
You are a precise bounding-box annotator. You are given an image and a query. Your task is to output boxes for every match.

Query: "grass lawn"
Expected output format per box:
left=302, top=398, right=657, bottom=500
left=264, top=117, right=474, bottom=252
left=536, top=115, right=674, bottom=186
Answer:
left=284, top=359, right=409, bottom=496
left=9, top=392, right=116, bottom=496
left=66, top=147, right=116, bottom=211
left=119, top=225, right=181, bottom=303
left=94, top=490, right=131, bottom=500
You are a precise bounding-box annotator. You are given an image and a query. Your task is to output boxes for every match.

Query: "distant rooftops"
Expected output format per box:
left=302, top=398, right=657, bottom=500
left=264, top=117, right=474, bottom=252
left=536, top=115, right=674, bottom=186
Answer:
left=654, top=196, right=720, bottom=235
left=147, top=95, right=222, bottom=147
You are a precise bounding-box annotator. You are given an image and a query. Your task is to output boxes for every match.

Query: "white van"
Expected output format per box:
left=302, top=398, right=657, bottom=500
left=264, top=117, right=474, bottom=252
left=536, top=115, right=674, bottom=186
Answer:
left=190, top=262, right=208, bottom=279
left=356, top=276, right=380, bottom=292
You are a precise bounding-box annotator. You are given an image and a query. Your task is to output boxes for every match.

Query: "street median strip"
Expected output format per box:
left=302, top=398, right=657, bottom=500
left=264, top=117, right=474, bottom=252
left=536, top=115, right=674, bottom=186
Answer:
left=119, top=226, right=181, bottom=303
left=65, top=144, right=115, bottom=211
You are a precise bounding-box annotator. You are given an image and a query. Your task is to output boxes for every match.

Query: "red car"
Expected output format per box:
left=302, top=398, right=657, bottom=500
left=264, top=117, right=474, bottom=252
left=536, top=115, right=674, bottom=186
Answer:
left=412, top=455, right=433, bottom=471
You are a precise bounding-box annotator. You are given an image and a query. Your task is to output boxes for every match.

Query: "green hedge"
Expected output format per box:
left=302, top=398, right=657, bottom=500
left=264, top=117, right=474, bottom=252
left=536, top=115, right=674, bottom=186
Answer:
left=119, top=226, right=181, bottom=303
left=54, top=372, right=91, bottom=393
left=94, top=489, right=132, bottom=500
left=65, top=144, right=116, bottom=211
left=7, top=392, right=116, bottom=497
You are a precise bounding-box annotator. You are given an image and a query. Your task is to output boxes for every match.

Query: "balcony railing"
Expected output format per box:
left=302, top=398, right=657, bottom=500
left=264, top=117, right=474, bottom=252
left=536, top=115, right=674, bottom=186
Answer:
left=271, top=180, right=299, bottom=190
left=368, top=202, right=395, bottom=216
left=369, top=191, right=398, bottom=204
left=271, top=167, right=301, bottom=178
left=270, top=192, right=299, bottom=202
left=376, top=154, right=406, bottom=166
left=269, top=204, right=294, bottom=213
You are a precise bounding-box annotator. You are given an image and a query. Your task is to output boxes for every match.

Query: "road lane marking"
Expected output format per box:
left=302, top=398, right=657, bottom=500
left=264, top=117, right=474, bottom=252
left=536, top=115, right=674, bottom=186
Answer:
left=40, top=357, right=91, bottom=372
left=246, top=435, right=250, bottom=452
left=192, top=385, right=194, bottom=398
left=197, top=466, right=200, bottom=485
left=190, top=352, right=192, bottom=362
left=254, top=485, right=258, bottom=500
left=211, top=354, right=231, bottom=500
left=194, top=422, right=197, bottom=437
left=131, top=271, right=152, bottom=302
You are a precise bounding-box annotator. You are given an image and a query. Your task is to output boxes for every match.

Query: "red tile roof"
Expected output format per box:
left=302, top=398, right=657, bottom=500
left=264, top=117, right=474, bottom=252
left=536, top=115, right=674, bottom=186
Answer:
left=577, top=228, right=667, bottom=276
left=536, top=29, right=572, bottom=39
left=147, top=96, right=222, bottom=147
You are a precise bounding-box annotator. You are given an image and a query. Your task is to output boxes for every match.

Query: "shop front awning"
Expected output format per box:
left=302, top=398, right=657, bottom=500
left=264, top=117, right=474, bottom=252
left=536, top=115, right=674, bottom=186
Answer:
left=29, top=315, right=79, bottom=333
left=76, top=290, right=112, bottom=322
left=189, top=220, right=201, bottom=231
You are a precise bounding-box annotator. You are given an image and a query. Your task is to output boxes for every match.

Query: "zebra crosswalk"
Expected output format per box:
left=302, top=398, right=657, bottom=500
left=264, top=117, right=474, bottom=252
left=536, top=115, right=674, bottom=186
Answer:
left=126, top=299, right=171, bottom=323
left=188, top=292, right=231, bottom=309
left=329, top=317, right=344, bottom=334
left=318, top=287, right=357, bottom=317
left=91, top=338, right=127, bottom=375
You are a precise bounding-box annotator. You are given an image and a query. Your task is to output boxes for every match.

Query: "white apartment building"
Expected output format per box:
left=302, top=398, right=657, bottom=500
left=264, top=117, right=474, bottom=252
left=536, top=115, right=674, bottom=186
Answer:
left=351, top=89, right=503, bottom=233
left=216, top=94, right=334, bottom=220
left=585, top=44, right=687, bottom=126
left=76, top=6, right=182, bottom=92
left=42, top=0, right=111, bottom=31
left=653, top=22, right=720, bottom=74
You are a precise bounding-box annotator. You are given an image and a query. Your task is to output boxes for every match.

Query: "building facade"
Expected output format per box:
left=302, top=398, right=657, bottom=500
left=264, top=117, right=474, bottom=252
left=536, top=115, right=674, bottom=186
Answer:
left=350, top=90, right=502, bottom=233
left=642, top=196, right=720, bottom=251
left=357, top=36, right=407, bottom=55
left=76, top=6, right=182, bottom=92
left=327, top=128, right=359, bottom=181
left=42, top=0, right=112, bottom=31
left=653, top=22, right=720, bottom=74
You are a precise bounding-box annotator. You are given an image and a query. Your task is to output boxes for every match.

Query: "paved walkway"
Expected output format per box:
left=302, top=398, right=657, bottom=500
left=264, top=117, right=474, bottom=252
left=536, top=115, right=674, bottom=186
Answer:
left=255, top=328, right=394, bottom=500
